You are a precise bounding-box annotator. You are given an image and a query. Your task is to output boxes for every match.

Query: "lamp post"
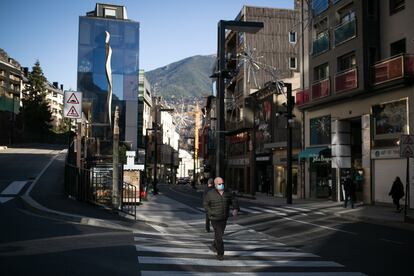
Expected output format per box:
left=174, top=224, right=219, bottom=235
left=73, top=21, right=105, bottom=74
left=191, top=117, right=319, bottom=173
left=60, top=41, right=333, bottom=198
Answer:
left=213, top=20, right=264, bottom=178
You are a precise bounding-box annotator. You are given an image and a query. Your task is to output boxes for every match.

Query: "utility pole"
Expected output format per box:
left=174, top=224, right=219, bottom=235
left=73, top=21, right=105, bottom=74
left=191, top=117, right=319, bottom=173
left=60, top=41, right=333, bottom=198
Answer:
left=153, top=106, right=159, bottom=195
left=112, top=106, right=120, bottom=209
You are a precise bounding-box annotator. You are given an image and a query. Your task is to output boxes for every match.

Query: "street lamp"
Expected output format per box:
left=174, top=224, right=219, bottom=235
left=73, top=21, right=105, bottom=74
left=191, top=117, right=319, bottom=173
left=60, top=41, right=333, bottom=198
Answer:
left=212, top=20, right=263, bottom=179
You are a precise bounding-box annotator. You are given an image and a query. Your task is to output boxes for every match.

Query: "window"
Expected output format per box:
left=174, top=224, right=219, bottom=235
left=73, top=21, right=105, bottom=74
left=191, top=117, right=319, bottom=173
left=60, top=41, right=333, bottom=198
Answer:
left=310, top=115, right=331, bottom=145
left=367, top=0, right=377, bottom=18
left=337, top=52, right=356, bottom=72
left=373, top=99, right=407, bottom=140
left=239, top=32, right=244, bottom=45
left=314, top=63, right=329, bottom=81
left=104, top=8, right=116, bottom=18
left=52, top=92, right=57, bottom=97
left=289, top=57, right=297, bottom=69
left=390, top=0, right=405, bottom=14
left=289, top=31, right=297, bottom=44
left=339, top=7, right=355, bottom=24
left=390, top=38, right=406, bottom=56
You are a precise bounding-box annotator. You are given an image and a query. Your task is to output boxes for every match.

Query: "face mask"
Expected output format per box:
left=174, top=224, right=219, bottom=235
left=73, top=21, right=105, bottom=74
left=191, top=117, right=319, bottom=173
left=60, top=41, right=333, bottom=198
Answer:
left=217, top=183, right=224, bottom=190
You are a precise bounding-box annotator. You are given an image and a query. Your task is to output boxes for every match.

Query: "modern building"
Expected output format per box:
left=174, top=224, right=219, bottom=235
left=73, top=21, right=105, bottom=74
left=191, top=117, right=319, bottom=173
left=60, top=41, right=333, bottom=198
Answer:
left=77, top=3, right=140, bottom=159
left=137, top=70, right=153, bottom=163
left=45, top=82, right=64, bottom=129
left=218, top=6, right=300, bottom=196
left=296, top=0, right=414, bottom=205
left=0, top=49, right=24, bottom=145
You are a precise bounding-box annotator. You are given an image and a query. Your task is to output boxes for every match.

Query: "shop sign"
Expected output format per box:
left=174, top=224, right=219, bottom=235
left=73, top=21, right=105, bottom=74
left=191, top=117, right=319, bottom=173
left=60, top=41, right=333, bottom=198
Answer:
left=227, top=158, right=249, bottom=166
left=312, top=155, right=331, bottom=163
left=371, top=148, right=400, bottom=159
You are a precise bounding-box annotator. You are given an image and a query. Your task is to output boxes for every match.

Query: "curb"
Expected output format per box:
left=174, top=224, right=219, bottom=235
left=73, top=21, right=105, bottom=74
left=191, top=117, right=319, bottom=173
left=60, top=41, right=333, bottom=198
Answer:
left=21, top=151, right=167, bottom=231
left=0, top=146, right=7, bottom=150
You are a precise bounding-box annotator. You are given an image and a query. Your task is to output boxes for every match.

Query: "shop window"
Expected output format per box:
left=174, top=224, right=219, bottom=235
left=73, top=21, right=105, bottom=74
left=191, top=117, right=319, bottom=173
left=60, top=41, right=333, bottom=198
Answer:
left=390, top=38, right=406, bottom=56
left=337, top=52, right=356, bottom=72
left=310, top=115, right=331, bottom=145
left=390, top=0, right=405, bottom=14
left=373, top=99, right=407, bottom=140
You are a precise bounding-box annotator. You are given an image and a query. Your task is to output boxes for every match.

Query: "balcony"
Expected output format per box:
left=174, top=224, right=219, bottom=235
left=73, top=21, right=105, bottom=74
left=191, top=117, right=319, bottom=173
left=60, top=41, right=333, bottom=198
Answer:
left=312, top=31, right=329, bottom=56
left=312, top=0, right=329, bottom=15
left=312, top=78, right=330, bottom=100
left=371, top=54, right=414, bottom=86
left=335, top=68, right=358, bottom=93
left=296, top=89, right=310, bottom=106
left=334, top=17, right=356, bottom=46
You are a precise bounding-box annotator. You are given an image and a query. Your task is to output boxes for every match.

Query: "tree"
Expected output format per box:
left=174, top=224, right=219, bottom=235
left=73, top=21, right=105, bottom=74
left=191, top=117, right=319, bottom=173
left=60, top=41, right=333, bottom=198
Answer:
left=21, top=61, right=52, bottom=137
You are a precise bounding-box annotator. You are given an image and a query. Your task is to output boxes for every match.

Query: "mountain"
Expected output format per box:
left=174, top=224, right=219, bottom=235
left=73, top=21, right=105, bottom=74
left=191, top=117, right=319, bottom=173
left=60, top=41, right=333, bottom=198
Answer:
left=145, top=55, right=216, bottom=100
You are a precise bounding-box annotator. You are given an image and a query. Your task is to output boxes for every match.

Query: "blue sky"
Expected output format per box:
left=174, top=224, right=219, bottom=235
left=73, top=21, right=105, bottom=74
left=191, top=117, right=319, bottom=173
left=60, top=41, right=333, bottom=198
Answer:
left=1, top=0, right=293, bottom=90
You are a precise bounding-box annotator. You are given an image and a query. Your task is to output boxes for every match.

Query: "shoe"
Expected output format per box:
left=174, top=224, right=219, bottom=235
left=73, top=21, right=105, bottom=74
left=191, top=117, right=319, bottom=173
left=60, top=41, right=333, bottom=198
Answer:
left=216, top=255, right=224, bottom=261
left=210, top=244, right=217, bottom=253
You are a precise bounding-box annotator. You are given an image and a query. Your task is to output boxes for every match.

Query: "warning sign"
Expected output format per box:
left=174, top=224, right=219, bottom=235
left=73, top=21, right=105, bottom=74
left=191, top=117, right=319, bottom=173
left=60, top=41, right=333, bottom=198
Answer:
left=400, top=135, right=414, bottom=158
left=66, top=93, right=79, bottom=104
left=66, top=106, right=79, bottom=118
left=64, top=91, right=82, bottom=119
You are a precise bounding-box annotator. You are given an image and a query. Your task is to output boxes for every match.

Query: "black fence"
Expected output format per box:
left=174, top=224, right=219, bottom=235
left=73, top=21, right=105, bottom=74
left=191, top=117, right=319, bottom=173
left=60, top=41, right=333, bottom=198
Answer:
left=64, top=163, right=137, bottom=219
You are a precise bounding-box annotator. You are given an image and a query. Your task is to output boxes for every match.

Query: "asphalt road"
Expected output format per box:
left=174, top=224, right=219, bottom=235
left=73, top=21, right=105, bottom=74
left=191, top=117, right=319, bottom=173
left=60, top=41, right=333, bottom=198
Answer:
left=0, top=146, right=140, bottom=276
left=162, top=183, right=414, bottom=276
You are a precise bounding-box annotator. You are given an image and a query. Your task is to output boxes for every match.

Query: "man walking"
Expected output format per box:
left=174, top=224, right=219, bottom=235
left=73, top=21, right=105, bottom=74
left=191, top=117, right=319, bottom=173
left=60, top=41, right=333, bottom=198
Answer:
left=203, top=177, right=239, bottom=260
left=203, top=178, right=214, bottom=232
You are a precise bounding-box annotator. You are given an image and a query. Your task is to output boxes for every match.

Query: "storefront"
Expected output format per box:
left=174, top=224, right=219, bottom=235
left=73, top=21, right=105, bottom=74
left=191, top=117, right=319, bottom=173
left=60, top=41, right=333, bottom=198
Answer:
left=299, top=147, right=332, bottom=199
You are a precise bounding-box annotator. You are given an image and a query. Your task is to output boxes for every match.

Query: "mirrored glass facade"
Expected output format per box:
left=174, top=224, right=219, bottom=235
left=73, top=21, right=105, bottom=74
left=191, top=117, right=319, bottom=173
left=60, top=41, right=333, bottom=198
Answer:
left=77, top=15, right=140, bottom=148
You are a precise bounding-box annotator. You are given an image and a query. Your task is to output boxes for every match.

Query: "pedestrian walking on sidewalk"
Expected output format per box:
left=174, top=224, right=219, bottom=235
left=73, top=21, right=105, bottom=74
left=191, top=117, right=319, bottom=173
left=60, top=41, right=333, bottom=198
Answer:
left=389, top=176, right=404, bottom=212
left=344, top=175, right=356, bottom=209
left=203, top=177, right=239, bottom=261
left=203, top=178, right=214, bottom=232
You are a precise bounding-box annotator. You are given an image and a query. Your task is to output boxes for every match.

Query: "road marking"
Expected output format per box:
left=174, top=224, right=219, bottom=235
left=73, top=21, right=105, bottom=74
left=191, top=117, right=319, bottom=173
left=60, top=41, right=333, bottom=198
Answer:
left=196, top=207, right=205, bottom=212
left=380, top=238, right=404, bottom=245
left=137, top=257, right=343, bottom=267
left=1, top=181, right=28, bottom=195
left=282, top=217, right=358, bottom=235
left=268, top=206, right=297, bottom=213
left=141, top=272, right=367, bottom=276
left=283, top=206, right=311, bottom=212
left=135, top=245, right=316, bottom=257
left=240, top=207, right=261, bottom=214
left=249, top=206, right=287, bottom=216
left=0, top=197, right=13, bottom=204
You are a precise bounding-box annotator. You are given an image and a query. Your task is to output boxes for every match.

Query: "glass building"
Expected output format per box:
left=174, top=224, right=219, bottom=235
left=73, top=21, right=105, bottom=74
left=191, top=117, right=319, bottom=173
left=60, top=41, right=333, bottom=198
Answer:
left=77, top=3, right=140, bottom=152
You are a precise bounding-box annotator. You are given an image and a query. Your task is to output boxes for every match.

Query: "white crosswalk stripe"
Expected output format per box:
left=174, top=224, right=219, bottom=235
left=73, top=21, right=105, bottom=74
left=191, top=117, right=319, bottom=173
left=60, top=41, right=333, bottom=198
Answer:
left=134, top=228, right=366, bottom=275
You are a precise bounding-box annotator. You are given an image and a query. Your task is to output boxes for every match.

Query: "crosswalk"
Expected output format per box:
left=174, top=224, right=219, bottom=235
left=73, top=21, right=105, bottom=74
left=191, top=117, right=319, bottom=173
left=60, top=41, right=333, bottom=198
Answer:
left=133, top=224, right=366, bottom=275
left=195, top=205, right=327, bottom=217
left=0, top=181, right=28, bottom=204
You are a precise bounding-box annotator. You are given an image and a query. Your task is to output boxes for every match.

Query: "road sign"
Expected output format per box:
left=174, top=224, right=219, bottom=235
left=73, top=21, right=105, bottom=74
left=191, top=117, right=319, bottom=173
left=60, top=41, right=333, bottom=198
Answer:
left=64, top=91, right=82, bottom=119
left=400, top=134, right=414, bottom=158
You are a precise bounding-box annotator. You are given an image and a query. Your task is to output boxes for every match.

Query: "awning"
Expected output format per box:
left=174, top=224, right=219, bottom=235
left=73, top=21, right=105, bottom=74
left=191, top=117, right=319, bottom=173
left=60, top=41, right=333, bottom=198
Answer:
left=298, top=147, right=330, bottom=160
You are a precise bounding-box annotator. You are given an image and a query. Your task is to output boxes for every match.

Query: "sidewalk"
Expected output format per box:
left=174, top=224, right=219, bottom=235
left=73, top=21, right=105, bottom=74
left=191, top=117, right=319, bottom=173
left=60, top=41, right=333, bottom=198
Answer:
left=23, top=152, right=155, bottom=232
left=240, top=191, right=414, bottom=231
left=194, top=183, right=414, bottom=231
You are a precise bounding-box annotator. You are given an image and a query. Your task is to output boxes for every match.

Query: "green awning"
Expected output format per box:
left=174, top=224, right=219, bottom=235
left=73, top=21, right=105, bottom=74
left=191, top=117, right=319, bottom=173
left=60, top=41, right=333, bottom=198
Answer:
left=299, top=147, right=330, bottom=160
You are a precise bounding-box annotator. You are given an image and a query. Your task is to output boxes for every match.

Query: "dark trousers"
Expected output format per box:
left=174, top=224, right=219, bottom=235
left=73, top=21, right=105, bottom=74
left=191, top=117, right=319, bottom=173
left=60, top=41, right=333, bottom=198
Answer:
left=205, top=214, right=211, bottom=231
left=211, top=219, right=227, bottom=256
left=393, top=198, right=401, bottom=210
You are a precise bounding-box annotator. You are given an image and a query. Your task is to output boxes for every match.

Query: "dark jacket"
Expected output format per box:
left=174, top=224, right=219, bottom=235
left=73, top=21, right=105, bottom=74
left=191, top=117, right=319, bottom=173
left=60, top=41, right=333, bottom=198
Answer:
left=203, top=188, right=239, bottom=221
left=389, top=178, right=404, bottom=199
left=344, top=178, right=355, bottom=197
left=203, top=185, right=214, bottom=199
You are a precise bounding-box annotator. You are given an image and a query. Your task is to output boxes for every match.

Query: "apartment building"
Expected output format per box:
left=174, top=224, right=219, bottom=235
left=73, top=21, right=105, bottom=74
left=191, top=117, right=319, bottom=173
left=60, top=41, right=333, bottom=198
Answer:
left=0, top=49, right=24, bottom=144
left=222, top=6, right=300, bottom=196
left=45, top=82, right=64, bottom=129
left=296, top=0, right=414, bottom=205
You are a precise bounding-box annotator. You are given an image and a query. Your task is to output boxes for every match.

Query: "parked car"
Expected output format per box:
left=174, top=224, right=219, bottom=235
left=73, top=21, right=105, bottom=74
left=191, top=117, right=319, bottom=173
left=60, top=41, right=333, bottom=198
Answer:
left=177, top=177, right=191, bottom=185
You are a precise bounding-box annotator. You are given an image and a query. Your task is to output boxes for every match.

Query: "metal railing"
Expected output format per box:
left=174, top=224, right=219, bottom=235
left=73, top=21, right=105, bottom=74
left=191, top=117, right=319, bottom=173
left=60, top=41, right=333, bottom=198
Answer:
left=64, top=162, right=138, bottom=219
left=335, top=67, right=358, bottom=93
left=371, top=54, right=414, bottom=85
left=312, top=31, right=329, bottom=56
left=311, top=77, right=330, bottom=100
left=334, top=17, right=356, bottom=46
